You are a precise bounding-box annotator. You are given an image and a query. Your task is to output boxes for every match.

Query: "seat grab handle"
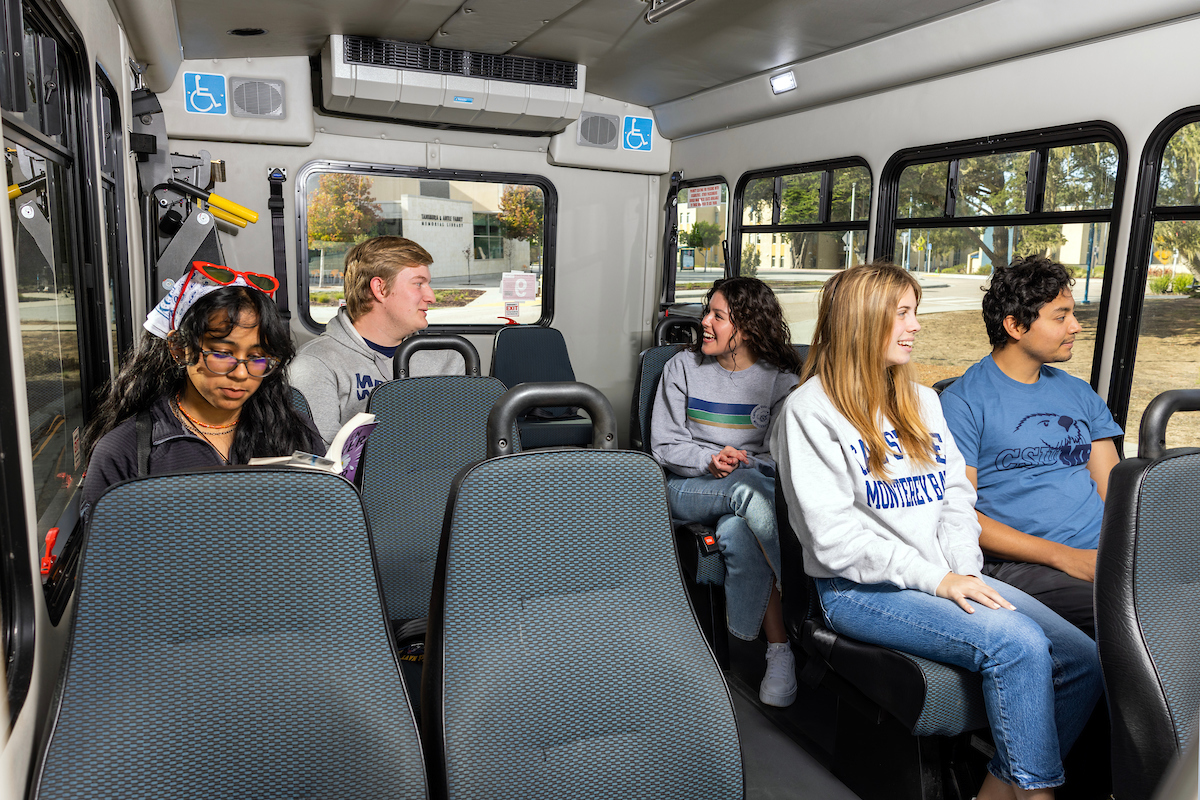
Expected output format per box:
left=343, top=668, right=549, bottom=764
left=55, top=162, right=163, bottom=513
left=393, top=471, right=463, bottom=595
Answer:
left=1139, top=389, right=1200, bottom=459
left=488, top=382, right=617, bottom=456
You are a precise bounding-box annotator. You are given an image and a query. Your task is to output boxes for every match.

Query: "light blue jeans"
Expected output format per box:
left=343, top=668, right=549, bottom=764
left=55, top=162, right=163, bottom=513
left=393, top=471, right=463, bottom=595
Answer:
left=815, top=575, right=1102, bottom=790
left=666, top=467, right=780, bottom=641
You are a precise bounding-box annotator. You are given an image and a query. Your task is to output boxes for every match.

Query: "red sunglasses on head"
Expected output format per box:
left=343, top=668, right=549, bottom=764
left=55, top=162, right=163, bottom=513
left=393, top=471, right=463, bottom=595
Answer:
left=188, top=261, right=279, bottom=293
left=170, top=261, right=280, bottom=329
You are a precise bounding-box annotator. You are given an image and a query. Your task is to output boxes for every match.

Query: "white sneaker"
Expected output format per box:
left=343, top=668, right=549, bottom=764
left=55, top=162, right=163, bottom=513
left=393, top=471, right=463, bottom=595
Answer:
left=760, top=641, right=797, bottom=707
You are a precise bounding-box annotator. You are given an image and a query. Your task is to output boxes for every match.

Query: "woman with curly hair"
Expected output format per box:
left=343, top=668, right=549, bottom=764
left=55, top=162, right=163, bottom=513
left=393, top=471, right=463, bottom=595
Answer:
left=81, top=261, right=323, bottom=516
left=650, top=276, right=803, bottom=707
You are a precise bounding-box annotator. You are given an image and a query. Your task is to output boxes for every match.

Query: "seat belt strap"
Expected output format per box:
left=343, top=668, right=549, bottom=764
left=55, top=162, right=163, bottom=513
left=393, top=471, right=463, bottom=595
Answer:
left=267, top=167, right=290, bottom=320
left=136, top=409, right=152, bottom=477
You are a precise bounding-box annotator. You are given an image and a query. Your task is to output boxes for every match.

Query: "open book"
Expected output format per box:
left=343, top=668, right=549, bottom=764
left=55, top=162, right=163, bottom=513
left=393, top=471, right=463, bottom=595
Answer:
left=248, top=412, right=377, bottom=483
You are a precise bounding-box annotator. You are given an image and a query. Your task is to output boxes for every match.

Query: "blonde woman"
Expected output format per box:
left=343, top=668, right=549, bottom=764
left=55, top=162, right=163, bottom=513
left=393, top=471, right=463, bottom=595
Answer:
left=771, top=263, right=1100, bottom=800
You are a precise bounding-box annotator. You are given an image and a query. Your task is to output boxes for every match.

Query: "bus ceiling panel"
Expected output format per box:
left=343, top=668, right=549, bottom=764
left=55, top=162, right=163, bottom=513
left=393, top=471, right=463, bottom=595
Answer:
left=158, top=57, right=314, bottom=146
left=173, top=0, right=462, bottom=60
left=517, top=0, right=978, bottom=109
left=433, top=0, right=585, bottom=54
left=111, top=0, right=182, bottom=92
left=652, top=0, right=1200, bottom=140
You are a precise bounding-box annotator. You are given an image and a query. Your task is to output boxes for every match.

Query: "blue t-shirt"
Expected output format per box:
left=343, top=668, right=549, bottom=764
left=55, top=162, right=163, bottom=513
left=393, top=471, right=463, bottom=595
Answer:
left=939, top=355, right=1122, bottom=551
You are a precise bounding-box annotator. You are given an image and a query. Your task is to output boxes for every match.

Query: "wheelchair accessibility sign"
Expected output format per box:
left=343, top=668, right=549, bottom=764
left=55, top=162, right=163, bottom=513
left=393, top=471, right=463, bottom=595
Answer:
left=623, top=116, right=654, bottom=152
left=184, top=73, right=227, bottom=115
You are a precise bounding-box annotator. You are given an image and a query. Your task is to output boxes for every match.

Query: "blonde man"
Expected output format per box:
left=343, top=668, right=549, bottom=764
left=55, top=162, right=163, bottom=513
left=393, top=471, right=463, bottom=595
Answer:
left=292, top=236, right=464, bottom=446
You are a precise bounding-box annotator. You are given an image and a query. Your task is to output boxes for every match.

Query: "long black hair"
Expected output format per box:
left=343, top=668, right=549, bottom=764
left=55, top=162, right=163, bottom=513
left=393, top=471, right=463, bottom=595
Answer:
left=83, top=286, right=315, bottom=463
left=691, top=276, right=804, bottom=374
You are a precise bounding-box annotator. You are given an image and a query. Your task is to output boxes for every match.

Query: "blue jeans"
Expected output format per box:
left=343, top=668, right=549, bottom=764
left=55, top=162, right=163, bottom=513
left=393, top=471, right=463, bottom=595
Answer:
left=815, top=575, right=1102, bottom=790
left=666, top=468, right=780, bottom=641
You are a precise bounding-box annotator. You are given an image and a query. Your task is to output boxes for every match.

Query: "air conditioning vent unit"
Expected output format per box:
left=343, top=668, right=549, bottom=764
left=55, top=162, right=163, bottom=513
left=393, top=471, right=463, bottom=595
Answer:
left=323, top=35, right=585, bottom=133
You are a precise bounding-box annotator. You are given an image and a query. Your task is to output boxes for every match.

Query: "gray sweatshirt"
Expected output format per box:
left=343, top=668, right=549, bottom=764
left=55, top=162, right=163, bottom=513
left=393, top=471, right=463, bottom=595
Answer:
left=770, top=377, right=983, bottom=596
left=651, top=350, right=799, bottom=478
left=290, top=309, right=465, bottom=446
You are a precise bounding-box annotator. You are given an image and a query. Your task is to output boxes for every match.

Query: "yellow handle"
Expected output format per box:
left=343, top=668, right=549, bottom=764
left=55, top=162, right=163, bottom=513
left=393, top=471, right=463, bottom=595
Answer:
left=8, top=184, right=20, bottom=200
left=207, top=206, right=249, bottom=229
left=206, top=193, right=259, bottom=224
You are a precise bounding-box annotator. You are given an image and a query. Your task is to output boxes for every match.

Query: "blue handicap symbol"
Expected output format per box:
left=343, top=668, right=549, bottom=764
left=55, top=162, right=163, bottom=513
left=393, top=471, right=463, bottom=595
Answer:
left=184, top=73, right=227, bottom=115
left=623, top=116, right=654, bottom=152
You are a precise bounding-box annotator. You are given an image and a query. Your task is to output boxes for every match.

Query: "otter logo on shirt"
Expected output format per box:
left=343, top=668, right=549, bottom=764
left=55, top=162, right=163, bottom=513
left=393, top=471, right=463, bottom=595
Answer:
left=995, top=413, right=1091, bottom=470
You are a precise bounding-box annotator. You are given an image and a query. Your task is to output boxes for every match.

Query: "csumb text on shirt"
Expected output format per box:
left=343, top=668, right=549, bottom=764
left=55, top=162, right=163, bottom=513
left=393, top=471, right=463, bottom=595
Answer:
left=851, top=430, right=950, bottom=511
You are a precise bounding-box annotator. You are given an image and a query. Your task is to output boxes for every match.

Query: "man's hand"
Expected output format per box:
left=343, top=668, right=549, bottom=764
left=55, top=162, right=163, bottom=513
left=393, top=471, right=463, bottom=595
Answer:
left=936, top=573, right=1017, bottom=614
left=707, top=446, right=749, bottom=478
left=1053, top=546, right=1097, bottom=583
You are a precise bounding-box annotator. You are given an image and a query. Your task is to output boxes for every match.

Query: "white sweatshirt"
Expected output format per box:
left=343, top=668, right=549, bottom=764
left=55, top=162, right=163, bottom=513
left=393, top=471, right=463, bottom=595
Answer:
left=770, top=377, right=983, bottom=596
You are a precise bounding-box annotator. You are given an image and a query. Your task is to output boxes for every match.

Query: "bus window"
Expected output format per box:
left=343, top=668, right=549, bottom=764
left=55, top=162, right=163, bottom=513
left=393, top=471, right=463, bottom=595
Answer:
left=881, top=129, right=1123, bottom=389
left=663, top=178, right=728, bottom=306
left=297, top=164, right=555, bottom=331
left=1117, top=116, right=1200, bottom=453
left=2, top=0, right=99, bottom=714
left=734, top=160, right=871, bottom=342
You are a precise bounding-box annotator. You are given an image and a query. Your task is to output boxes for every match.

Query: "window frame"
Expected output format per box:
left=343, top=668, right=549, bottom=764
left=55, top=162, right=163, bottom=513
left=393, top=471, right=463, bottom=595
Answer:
left=0, top=0, right=105, bottom=719
left=876, top=121, right=1128, bottom=391
left=294, top=160, right=558, bottom=335
left=731, top=156, right=872, bottom=275
left=660, top=172, right=729, bottom=305
left=95, top=63, right=134, bottom=363
left=1110, top=107, right=1200, bottom=433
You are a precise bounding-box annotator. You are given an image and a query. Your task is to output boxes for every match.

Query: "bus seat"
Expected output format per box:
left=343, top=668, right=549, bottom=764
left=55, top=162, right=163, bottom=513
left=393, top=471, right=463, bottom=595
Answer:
left=33, top=469, right=427, bottom=800
left=394, top=332, right=481, bottom=379
left=362, top=374, right=511, bottom=624
left=654, top=314, right=702, bottom=345
left=776, top=473, right=988, bottom=800
left=631, top=344, right=727, bottom=662
left=1097, top=389, right=1200, bottom=800
left=489, top=325, right=592, bottom=448
left=290, top=384, right=313, bottom=420
left=932, top=376, right=960, bottom=394
left=423, top=383, right=742, bottom=800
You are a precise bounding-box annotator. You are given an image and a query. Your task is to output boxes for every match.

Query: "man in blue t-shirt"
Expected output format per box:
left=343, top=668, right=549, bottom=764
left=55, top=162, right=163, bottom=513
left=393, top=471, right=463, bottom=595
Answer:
left=941, top=256, right=1122, bottom=636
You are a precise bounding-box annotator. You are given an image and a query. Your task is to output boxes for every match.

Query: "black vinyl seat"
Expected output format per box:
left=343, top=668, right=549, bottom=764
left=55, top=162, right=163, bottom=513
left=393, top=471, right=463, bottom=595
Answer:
left=423, top=383, right=743, bottom=800
left=490, top=325, right=593, bottom=448
left=1097, top=389, right=1200, bottom=800
left=33, top=469, right=427, bottom=799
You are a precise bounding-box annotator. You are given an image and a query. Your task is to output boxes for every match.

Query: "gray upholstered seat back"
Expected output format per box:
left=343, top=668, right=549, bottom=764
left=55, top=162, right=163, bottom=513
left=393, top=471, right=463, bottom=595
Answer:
left=363, top=375, right=510, bottom=620
left=425, top=449, right=743, bottom=800
left=631, top=344, right=684, bottom=453
left=35, top=469, right=427, bottom=800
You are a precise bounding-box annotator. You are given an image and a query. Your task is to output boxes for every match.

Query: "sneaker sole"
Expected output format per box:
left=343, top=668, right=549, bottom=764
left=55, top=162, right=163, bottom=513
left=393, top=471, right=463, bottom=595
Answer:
left=759, top=683, right=798, bottom=707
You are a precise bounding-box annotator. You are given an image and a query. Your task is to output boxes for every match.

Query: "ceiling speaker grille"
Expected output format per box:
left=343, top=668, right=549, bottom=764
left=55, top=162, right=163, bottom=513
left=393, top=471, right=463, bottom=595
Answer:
left=230, top=78, right=285, bottom=119
left=577, top=112, right=619, bottom=149
left=343, top=36, right=577, bottom=88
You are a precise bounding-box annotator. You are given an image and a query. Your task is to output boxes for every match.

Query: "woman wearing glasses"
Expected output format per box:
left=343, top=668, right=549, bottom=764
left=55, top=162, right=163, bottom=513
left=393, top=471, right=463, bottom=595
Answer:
left=81, top=261, right=323, bottom=516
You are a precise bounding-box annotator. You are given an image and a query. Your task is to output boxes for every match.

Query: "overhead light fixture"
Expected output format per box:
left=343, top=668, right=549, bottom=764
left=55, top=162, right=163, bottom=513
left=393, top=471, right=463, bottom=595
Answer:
left=770, top=71, right=796, bottom=95
left=645, top=0, right=699, bottom=24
